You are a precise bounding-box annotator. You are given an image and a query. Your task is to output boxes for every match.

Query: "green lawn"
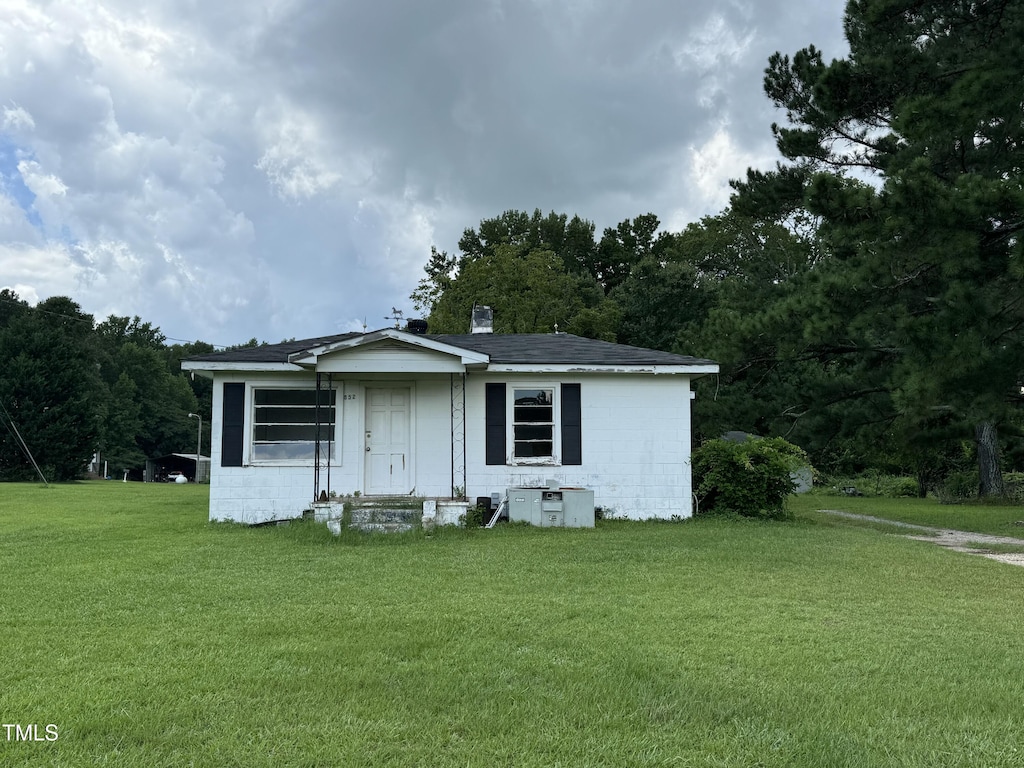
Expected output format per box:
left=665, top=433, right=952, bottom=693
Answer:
left=3, top=482, right=1024, bottom=766
left=791, top=493, right=1024, bottom=537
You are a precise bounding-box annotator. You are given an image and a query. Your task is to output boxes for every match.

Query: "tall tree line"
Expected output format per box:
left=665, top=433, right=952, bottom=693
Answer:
left=0, top=290, right=213, bottom=481
left=411, top=0, right=1023, bottom=495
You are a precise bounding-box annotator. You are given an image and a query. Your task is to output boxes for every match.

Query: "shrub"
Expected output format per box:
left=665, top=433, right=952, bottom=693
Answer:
left=887, top=477, right=921, bottom=498
left=816, top=473, right=920, bottom=498
left=463, top=505, right=486, bottom=528
left=936, top=470, right=979, bottom=505
left=693, top=436, right=810, bottom=520
left=1005, top=472, right=1024, bottom=504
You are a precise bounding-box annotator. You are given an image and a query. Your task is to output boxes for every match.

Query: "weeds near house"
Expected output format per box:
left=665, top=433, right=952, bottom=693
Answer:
left=3, top=483, right=1024, bottom=766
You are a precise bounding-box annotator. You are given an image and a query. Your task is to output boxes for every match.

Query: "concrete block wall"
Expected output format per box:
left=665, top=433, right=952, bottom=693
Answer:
left=209, top=465, right=318, bottom=524
left=464, top=373, right=695, bottom=520
left=207, top=374, right=455, bottom=523
left=205, top=371, right=697, bottom=523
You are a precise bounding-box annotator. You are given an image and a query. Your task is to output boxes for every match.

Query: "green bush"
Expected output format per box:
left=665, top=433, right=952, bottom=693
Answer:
left=816, top=473, right=920, bottom=498
left=937, top=470, right=979, bottom=505
left=1004, top=472, right=1024, bottom=504
left=463, top=505, right=486, bottom=528
left=887, top=477, right=921, bottom=497
left=693, top=437, right=811, bottom=520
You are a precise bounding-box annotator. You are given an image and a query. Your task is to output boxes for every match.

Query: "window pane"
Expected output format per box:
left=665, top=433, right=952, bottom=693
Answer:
left=514, top=424, right=552, bottom=442
left=254, top=424, right=334, bottom=442
left=252, top=443, right=311, bottom=461
left=514, top=405, right=552, bottom=423
left=251, top=442, right=336, bottom=461
left=514, top=389, right=552, bottom=405
left=255, top=390, right=335, bottom=406
left=255, top=406, right=325, bottom=424
left=514, top=441, right=553, bottom=458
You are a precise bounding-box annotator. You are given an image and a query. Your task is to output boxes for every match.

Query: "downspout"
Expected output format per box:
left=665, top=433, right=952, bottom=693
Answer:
left=314, top=372, right=322, bottom=501
left=327, top=373, right=333, bottom=496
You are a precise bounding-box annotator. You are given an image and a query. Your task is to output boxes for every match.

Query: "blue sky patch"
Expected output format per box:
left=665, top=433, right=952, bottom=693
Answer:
left=0, top=134, right=43, bottom=229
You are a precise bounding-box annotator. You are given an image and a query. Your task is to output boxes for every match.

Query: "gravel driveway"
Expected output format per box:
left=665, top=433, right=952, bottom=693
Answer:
left=821, top=509, right=1024, bottom=567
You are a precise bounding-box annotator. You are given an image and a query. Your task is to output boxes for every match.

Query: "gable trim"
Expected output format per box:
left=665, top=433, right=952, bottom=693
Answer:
left=289, top=329, right=490, bottom=367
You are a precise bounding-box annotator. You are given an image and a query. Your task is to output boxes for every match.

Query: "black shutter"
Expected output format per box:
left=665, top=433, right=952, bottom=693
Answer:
left=561, top=383, right=582, bottom=465
left=485, top=383, right=506, bottom=465
left=222, top=383, right=244, bottom=467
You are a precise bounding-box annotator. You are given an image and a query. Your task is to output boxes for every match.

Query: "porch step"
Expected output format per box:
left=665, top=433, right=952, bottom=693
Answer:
left=343, top=497, right=424, bottom=534
left=349, top=505, right=420, bottom=533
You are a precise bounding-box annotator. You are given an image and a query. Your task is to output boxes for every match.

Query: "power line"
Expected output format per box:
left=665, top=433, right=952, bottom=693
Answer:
left=0, top=398, right=49, bottom=486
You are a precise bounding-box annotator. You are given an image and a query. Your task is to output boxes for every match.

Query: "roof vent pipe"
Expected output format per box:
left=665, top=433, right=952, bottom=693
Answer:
left=470, top=305, right=493, bottom=334
left=406, top=318, right=428, bottom=335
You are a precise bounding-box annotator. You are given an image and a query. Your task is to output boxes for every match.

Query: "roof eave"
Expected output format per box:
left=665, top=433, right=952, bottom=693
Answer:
left=482, top=363, right=720, bottom=374
left=180, top=361, right=305, bottom=374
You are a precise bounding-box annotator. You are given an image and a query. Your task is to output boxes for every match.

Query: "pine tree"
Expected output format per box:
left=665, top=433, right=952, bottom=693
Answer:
left=736, top=0, right=1024, bottom=493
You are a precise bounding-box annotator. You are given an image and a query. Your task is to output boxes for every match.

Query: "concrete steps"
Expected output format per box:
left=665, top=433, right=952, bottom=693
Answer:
left=310, top=496, right=425, bottom=534
left=349, top=500, right=422, bottom=533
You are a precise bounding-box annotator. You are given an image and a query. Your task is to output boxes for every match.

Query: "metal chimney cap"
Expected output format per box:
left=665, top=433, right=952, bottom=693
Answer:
left=470, top=304, right=493, bottom=334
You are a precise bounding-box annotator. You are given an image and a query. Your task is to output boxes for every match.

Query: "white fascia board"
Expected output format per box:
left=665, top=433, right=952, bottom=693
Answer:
left=180, top=361, right=304, bottom=373
left=291, top=330, right=392, bottom=361
left=482, top=363, right=720, bottom=375
left=688, top=366, right=721, bottom=378
left=289, top=329, right=490, bottom=366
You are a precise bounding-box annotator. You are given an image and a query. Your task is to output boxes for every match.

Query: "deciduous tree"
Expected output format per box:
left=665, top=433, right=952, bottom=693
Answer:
left=0, top=296, right=103, bottom=481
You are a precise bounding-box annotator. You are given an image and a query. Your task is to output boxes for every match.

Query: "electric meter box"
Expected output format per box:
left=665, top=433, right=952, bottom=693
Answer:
left=507, top=487, right=595, bottom=528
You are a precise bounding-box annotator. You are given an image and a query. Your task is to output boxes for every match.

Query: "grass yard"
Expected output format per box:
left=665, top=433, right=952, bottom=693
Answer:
left=791, top=493, right=1024, bottom=537
left=3, top=483, right=1024, bottom=767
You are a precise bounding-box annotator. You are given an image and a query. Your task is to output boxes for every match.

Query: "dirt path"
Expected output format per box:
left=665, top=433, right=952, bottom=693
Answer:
left=821, top=510, right=1024, bottom=567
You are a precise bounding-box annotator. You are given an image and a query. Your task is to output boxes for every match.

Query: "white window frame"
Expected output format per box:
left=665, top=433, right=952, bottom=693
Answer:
left=249, top=385, right=338, bottom=466
left=508, top=384, right=560, bottom=466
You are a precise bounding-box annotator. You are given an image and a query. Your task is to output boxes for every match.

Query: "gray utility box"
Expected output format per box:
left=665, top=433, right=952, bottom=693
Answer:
left=507, top=486, right=595, bottom=528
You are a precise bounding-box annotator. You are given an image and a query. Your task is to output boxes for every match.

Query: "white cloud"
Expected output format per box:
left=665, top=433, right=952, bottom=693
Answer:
left=689, top=126, right=765, bottom=213
left=0, top=0, right=850, bottom=344
left=3, top=104, right=35, bottom=132
left=7, top=283, right=40, bottom=304
left=0, top=190, right=40, bottom=242
left=17, top=160, right=67, bottom=198
left=671, top=13, right=757, bottom=110
left=0, top=241, right=85, bottom=298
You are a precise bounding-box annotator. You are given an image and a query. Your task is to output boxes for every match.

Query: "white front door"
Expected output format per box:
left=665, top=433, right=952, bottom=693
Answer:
left=365, top=387, right=411, bottom=495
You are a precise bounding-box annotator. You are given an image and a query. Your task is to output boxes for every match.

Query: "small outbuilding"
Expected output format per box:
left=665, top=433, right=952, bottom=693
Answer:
left=145, top=453, right=211, bottom=483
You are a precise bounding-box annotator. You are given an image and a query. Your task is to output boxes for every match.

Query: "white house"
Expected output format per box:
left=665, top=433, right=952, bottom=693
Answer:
left=181, top=322, right=718, bottom=524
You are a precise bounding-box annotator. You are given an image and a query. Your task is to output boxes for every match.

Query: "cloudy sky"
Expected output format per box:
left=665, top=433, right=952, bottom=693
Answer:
left=0, top=0, right=848, bottom=347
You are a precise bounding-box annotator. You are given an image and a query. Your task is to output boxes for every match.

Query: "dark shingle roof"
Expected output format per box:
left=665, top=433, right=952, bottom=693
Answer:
left=183, top=330, right=715, bottom=367
left=429, top=334, right=715, bottom=366
left=184, top=333, right=360, bottom=363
